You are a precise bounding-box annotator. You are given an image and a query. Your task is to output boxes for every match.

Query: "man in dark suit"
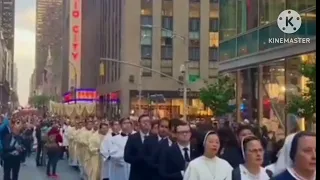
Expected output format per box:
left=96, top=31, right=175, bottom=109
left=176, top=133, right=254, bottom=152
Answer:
left=35, top=122, right=43, bottom=166
left=124, top=114, right=151, bottom=180
left=159, top=120, right=200, bottom=180
left=2, top=123, right=25, bottom=180
left=143, top=118, right=171, bottom=180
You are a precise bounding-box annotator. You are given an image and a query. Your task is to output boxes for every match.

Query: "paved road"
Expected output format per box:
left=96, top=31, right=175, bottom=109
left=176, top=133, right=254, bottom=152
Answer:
left=0, top=155, right=81, bottom=180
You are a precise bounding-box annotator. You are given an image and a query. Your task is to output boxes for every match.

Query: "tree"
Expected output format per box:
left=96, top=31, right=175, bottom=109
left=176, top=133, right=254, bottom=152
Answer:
left=199, top=75, right=235, bottom=117
left=28, top=95, right=51, bottom=108
left=287, top=62, right=316, bottom=130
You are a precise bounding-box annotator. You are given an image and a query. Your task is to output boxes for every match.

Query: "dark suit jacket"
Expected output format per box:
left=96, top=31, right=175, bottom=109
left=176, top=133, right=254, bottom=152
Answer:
left=152, top=138, right=172, bottom=180
left=159, top=143, right=200, bottom=180
left=143, top=135, right=160, bottom=167
left=2, top=134, right=24, bottom=159
left=124, top=132, right=149, bottom=180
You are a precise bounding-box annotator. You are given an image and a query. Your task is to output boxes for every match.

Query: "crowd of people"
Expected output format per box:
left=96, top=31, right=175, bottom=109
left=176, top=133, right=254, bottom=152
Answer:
left=0, top=112, right=316, bottom=180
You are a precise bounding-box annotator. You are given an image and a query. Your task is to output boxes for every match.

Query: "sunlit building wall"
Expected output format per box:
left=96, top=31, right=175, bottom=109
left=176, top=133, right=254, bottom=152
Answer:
left=97, top=0, right=219, bottom=117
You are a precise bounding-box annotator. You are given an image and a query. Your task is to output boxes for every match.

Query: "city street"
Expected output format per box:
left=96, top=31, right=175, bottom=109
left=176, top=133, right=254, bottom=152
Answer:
left=0, top=155, right=80, bottom=180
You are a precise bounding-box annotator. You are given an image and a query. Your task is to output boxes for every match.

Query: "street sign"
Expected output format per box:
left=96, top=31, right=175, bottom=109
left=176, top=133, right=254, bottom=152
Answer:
left=188, top=74, right=200, bottom=83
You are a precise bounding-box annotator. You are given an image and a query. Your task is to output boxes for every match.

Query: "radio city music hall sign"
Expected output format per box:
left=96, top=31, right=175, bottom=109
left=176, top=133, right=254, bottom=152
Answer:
left=71, top=0, right=81, bottom=61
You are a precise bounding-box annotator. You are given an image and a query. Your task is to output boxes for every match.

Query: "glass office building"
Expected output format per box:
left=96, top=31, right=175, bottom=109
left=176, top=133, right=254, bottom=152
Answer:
left=219, top=0, right=316, bottom=133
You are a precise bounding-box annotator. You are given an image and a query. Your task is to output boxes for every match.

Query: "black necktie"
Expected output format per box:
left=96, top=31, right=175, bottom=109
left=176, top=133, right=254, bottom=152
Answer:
left=112, top=132, right=118, bottom=136
left=121, top=132, right=128, bottom=136
left=183, top=147, right=190, bottom=162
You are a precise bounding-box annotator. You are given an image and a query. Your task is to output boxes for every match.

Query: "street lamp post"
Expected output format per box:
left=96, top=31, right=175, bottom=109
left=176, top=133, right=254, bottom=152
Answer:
left=69, top=61, right=77, bottom=103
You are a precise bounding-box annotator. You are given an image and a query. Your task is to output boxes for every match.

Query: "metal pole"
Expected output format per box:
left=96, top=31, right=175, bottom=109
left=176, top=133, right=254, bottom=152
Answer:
left=69, top=61, right=77, bottom=104
left=138, top=68, right=142, bottom=115
left=183, top=62, right=188, bottom=122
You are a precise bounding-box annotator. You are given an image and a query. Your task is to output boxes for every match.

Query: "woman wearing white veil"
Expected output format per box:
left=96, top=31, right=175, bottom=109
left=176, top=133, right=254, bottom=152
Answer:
left=265, top=133, right=296, bottom=175
left=271, top=131, right=316, bottom=180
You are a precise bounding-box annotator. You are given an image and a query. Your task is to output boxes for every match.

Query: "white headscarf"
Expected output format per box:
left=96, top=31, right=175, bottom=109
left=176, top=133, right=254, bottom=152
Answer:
left=266, top=133, right=296, bottom=175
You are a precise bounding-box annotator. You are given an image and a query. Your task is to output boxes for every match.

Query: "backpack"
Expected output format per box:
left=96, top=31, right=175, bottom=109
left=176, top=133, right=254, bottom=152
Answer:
left=45, top=134, right=59, bottom=151
left=232, top=166, right=273, bottom=180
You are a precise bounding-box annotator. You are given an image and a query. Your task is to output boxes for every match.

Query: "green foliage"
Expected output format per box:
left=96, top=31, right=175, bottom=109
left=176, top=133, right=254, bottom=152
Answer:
left=28, top=95, right=51, bottom=108
left=199, top=75, right=235, bottom=117
left=287, top=62, right=316, bottom=123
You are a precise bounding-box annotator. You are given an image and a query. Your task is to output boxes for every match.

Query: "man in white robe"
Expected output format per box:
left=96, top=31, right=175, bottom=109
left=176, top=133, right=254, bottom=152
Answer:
left=109, top=118, right=134, bottom=180
left=100, top=126, right=113, bottom=180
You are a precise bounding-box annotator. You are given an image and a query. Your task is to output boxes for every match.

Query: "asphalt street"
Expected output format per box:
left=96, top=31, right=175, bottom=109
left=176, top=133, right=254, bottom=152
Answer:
left=0, top=155, right=81, bottom=180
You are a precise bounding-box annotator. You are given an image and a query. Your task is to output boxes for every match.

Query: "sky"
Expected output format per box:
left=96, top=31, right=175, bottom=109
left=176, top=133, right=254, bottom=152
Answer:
left=14, top=0, right=36, bottom=106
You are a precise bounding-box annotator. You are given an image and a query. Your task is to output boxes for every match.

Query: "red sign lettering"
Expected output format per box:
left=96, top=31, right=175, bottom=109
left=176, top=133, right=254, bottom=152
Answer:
left=71, top=0, right=81, bottom=61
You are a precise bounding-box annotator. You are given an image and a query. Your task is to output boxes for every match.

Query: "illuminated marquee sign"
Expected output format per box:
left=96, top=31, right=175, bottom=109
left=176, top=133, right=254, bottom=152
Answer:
left=70, top=0, right=81, bottom=61
left=63, top=89, right=99, bottom=103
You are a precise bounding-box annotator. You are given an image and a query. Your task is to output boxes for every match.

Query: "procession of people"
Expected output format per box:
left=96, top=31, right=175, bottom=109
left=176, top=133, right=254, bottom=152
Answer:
left=0, top=111, right=316, bottom=180
left=65, top=114, right=316, bottom=180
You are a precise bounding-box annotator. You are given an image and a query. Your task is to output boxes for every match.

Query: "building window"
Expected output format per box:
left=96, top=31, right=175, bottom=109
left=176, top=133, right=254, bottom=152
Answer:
left=209, top=32, right=219, bottom=47
left=209, top=47, right=218, bottom=61
left=162, top=16, right=173, bottom=30
left=162, top=0, right=173, bottom=16
left=161, top=46, right=172, bottom=59
left=259, top=0, right=285, bottom=26
left=189, top=47, right=200, bottom=61
left=141, top=28, right=152, bottom=45
left=237, top=0, right=258, bottom=34
left=161, top=1, right=173, bottom=61
left=208, top=61, right=218, bottom=78
left=189, top=18, right=200, bottom=31
left=209, top=18, right=219, bottom=32
left=189, top=0, right=200, bottom=18
left=189, top=0, right=200, bottom=63
left=237, top=31, right=258, bottom=57
left=141, top=0, right=153, bottom=77
left=188, top=61, right=200, bottom=76
left=141, top=15, right=153, bottom=25
left=141, top=0, right=152, bottom=15
left=141, top=45, right=152, bottom=59
left=160, top=60, right=172, bottom=77
left=141, top=59, right=152, bottom=76
left=220, top=0, right=236, bottom=40
left=220, top=38, right=236, bottom=60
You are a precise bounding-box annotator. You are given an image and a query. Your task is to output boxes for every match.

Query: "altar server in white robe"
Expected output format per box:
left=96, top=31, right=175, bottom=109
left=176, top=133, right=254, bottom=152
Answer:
left=100, top=123, right=114, bottom=180
left=109, top=118, right=135, bottom=180
left=184, top=131, right=233, bottom=180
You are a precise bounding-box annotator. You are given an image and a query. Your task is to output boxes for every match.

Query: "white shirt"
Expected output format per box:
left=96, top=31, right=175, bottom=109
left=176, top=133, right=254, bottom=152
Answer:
left=183, top=156, right=233, bottom=180
left=177, top=143, right=191, bottom=160
left=239, top=164, right=270, bottom=180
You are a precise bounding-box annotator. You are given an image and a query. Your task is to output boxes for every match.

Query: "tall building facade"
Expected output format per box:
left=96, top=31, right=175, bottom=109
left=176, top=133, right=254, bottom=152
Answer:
left=219, top=1, right=316, bottom=130
left=63, top=0, right=100, bottom=93
left=35, top=0, right=63, bottom=95
left=97, top=0, right=219, bottom=117
left=0, top=0, right=14, bottom=51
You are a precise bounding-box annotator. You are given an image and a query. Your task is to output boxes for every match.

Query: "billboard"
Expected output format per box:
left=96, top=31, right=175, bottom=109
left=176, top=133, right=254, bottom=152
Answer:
left=68, top=0, right=82, bottom=89
left=63, top=89, right=99, bottom=103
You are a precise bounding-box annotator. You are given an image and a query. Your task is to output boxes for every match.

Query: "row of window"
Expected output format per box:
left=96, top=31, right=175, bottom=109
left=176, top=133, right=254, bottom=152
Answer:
left=140, top=59, right=218, bottom=78
left=141, top=16, right=218, bottom=32
left=141, top=45, right=218, bottom=61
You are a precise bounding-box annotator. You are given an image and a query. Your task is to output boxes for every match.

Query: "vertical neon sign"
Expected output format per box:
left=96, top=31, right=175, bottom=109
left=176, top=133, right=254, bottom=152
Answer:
left=69, top=0, right=81, bottom=89
left=71, top=0, right=81, bottom=61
